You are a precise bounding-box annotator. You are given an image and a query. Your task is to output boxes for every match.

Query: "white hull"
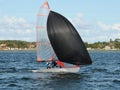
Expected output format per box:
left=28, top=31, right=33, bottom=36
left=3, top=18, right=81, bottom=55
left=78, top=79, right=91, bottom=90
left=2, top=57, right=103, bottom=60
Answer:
left=32, top=67, right=80, bottom=73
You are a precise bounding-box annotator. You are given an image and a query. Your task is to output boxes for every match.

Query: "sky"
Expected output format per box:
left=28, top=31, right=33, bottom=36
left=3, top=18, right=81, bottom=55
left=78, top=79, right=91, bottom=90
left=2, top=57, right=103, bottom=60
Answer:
left=0, top=0, right=120, bottom=43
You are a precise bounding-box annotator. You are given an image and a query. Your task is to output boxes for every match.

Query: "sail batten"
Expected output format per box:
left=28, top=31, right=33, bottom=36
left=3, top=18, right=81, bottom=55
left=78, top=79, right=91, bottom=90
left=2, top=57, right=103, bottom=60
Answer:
left=47, top=11, right=92, bottom=65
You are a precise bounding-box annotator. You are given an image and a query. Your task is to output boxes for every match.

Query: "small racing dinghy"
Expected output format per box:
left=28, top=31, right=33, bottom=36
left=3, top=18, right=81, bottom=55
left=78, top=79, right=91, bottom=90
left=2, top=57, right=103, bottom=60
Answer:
left=33, top=1, right=92, bottom=73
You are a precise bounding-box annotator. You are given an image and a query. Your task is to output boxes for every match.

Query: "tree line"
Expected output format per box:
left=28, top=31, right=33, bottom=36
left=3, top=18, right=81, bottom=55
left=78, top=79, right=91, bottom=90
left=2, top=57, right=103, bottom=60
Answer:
left=0, top=40, right=35, bottom=49
left=0, top=39, right=120, bottom=49
left=85, top=39, right=120, bottom=49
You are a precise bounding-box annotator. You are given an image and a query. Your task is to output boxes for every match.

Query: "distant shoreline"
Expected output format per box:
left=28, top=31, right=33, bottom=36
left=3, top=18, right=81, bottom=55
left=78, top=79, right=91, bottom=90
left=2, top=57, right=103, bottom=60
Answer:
left=0, top=39, right=120, bottom=51
left=0, top=49, right=120, bottom=51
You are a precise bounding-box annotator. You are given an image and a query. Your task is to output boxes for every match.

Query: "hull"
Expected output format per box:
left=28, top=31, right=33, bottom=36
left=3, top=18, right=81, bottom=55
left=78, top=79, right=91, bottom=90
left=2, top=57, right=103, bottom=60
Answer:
left=32, top=67, right=80, bottom=73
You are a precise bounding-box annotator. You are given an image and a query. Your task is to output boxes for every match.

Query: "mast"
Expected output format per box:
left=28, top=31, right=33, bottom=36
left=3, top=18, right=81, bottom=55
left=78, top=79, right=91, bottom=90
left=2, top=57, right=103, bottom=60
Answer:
left=36, top=1, right=55, bottom=62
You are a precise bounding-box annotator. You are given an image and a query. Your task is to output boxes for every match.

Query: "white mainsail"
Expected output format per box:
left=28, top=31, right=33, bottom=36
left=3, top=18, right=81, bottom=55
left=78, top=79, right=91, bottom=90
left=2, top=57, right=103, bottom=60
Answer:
left=36, top=1, right=57, bottom=61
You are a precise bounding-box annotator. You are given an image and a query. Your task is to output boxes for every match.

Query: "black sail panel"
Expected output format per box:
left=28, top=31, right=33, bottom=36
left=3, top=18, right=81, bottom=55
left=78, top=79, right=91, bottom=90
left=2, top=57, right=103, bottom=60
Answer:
left=47, top=11, right=92, bottom=65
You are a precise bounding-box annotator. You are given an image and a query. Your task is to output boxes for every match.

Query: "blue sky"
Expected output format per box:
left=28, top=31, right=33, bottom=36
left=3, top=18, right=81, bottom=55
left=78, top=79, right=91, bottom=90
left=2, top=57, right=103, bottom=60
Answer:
left=0, top=0, right=120, bottom=43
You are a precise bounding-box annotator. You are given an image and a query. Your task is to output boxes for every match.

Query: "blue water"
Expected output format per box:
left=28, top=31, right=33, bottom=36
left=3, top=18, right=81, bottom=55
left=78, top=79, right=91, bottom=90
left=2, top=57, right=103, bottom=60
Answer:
left=0, top=50, right=120, bottom=90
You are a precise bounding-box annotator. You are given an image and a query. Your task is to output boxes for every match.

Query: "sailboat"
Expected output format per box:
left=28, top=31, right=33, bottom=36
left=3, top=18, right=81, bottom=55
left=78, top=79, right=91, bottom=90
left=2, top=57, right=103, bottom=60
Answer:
left=32, top=1, right=92, bottom=73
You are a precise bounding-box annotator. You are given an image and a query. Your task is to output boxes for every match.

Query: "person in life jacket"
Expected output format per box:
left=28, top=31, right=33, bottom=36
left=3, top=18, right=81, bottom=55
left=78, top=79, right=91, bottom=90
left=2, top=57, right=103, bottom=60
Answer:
left=47, top=59, right=65, bottom=68
left=46, top=62, right=52, bottom=69
left=51, top=60, right=57, bottom=68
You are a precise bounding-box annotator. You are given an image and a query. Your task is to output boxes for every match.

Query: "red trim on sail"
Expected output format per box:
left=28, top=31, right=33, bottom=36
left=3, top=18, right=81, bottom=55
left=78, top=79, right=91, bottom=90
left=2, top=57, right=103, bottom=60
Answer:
left=36, top=11, right=39, bottom=62
left=37, top=57, right=41, bottom=62
left=40, top=1, right=50, bottom=9
left=49, top=54, right=54, bottom=60
left=36, top=26, right=46, bottom=28
left=37, top=14, right=48, bottom=16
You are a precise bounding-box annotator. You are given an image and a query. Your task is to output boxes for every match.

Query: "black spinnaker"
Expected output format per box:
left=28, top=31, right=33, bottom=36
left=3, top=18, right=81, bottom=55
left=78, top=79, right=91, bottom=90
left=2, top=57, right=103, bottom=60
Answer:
left=47, top=11, right=92, bottom=65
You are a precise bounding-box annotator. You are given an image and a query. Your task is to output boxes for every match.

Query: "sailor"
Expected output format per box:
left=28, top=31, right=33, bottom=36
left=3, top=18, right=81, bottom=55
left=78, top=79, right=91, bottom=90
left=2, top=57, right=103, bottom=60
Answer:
left=51, top=60, right=57, bottom=68
left=46, top=62, right=51, bottom=69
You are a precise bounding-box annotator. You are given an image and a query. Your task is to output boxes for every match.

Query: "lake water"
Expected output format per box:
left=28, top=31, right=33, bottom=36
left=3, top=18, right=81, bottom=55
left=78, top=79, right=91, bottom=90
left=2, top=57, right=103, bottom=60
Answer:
left=0, top=50, right=120, bottom=90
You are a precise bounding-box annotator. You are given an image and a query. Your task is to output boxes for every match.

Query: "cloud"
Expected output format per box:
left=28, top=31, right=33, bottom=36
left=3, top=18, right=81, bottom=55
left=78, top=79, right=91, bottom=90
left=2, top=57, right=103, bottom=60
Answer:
left=112, top=23, right=120, bottom=31
left=71, top=13, right=98, bottom=43
left=95, top=22, right=120, bottom=42
left=0, top=14, right=119, bottom=43
left=97, top=22, right=120, bottom=31
left=71, top=13, right=120, bottom=43
left=97, top=22, right=111, bottom=30
left=71, top=13, right=92, bottom=30
left=0, top=16, right=35, bottom=41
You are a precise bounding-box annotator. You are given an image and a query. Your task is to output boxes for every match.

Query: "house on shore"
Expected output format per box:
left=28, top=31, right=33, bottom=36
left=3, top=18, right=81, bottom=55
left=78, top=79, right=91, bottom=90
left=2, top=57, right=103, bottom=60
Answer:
left=0, top=44, right=8, bottom=50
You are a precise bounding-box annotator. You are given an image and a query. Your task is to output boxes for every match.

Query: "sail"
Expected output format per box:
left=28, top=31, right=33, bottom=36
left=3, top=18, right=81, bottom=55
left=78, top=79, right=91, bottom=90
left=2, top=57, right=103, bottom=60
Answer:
left=36, top=2, right=57, bottom=61
left=47, top=11, right=92, bottom=65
